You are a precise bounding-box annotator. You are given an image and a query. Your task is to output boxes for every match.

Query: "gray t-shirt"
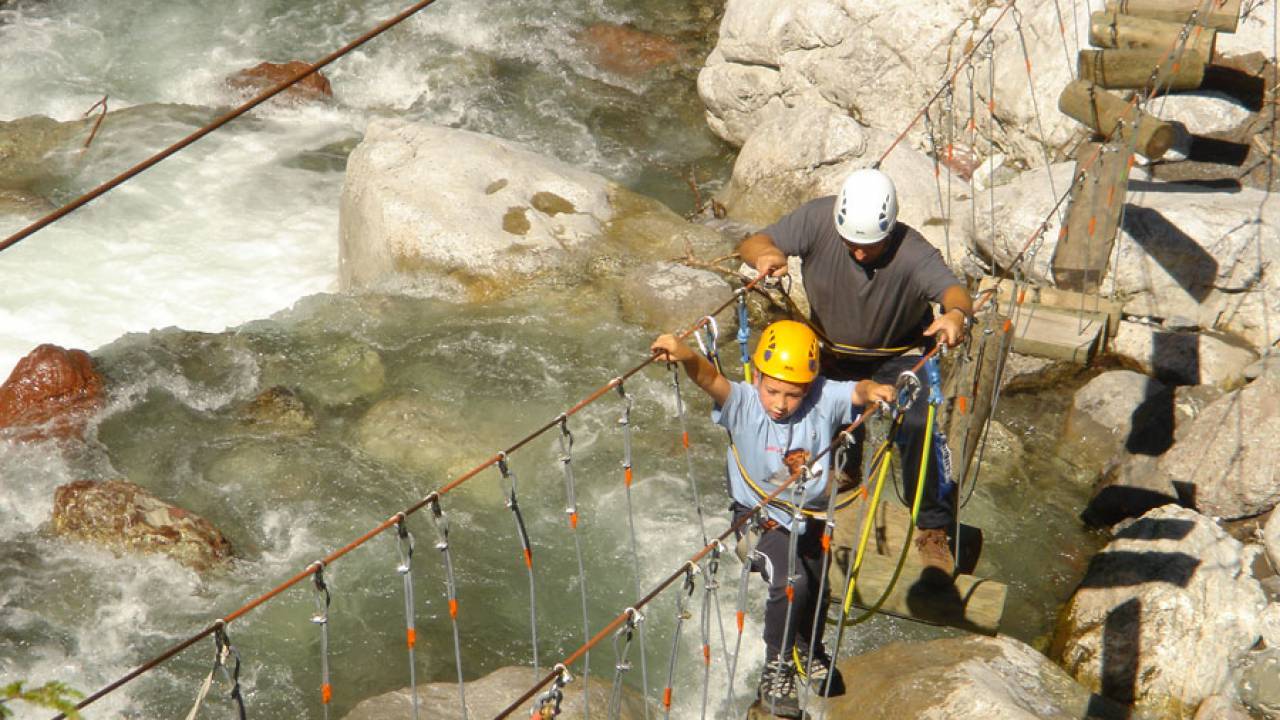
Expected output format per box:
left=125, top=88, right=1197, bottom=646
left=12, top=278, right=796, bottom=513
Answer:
left=764, top=196, right=962, bottom=350
left=712, top=377, right=859, bottom=532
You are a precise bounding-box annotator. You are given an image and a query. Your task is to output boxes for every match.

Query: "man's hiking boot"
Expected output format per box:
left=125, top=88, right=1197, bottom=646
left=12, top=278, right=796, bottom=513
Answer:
left=793, top=644, right=845, bottom=696
left=914, top=527, right=955, bottom=582
left=758, top=658, right=802, bottom=718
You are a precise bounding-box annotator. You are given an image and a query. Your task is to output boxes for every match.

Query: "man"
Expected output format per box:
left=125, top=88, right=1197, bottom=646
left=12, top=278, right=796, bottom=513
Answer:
left=736, top=167, right=973, bottom=575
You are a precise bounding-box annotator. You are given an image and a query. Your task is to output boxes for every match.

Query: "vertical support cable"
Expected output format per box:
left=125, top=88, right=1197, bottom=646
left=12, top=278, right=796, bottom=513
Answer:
left=608, top=609, right=643, bottom=720
left=558, top=416, right=592, bottom=719
left=1014, top=7, right=1064, bottom=218
left=985, top=35, right=998, bottom=276
left=774, top=473, right=808, bottom=669
left=661, top=565, right=697, bottom=719
left=615, top=382, right=652, bottom=719
left=698, top=544, right=722, bottom=720
left=310, top=562, right=333, bottom=720
left=726, top=510, right=763, bottom=709
left=498, top=453, right=539, bottom=679
left=670, top=364, right=710, bottom=545
left=394, top=515, right=420, bottom=720
left=799, top=435, right=847, bottom=716
left=428, top=496, right=468, bottom=718
left=924, top=102, right=955, bottom=266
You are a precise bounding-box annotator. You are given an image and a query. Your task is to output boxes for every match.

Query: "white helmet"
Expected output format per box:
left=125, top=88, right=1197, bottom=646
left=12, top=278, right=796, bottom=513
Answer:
left=833, top=168, right=898, bottom=244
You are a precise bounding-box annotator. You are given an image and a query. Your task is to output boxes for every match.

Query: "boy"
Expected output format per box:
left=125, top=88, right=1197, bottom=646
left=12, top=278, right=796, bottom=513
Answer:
left=651, top=320, right=894, bottom=718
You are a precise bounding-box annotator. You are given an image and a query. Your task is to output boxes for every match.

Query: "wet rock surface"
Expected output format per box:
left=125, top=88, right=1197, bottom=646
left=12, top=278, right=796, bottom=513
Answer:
left=51, top=479, right=233, bottom=571
left=0, top=344, right=104, bottom=441
left=226, top=61, right=333, bottom=102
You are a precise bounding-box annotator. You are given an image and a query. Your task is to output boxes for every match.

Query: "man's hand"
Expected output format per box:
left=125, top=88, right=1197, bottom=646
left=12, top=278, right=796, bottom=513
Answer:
left=755, top=250, right=789, bottom=279
left=923, top=308, right=969, bottom=348
left=651, top=334, right=693, bottom=364
left=738, top=233, right=790, bottom=279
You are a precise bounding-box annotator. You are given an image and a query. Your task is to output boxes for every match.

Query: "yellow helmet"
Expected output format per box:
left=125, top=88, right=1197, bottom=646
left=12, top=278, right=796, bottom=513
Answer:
left=752, top=320, right=820, bottom=384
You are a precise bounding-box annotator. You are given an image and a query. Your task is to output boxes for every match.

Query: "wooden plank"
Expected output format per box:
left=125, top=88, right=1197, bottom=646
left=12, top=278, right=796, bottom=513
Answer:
left=939, top=310, right=1013, bottom=494
left=1058, top=80, right=1175, bottom=159
left=1009, top=303, right=1108, bottom=363
left=1078, top=48, right=1207, bottom=91
left=1104, top=0, right=1242, bottom=33
left=978, top=277, right=1123, bottom=338
left=1054, top=140, right=1135, bottom=292
left=1089, top=11, right=1217, bottom=57
left=828, top=499, right=1006, bottom=636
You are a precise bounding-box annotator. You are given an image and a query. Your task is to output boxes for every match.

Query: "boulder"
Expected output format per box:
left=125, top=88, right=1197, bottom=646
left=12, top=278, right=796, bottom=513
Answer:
left=256, top=334, right=386, bottom=408
left=340, top=665, right=645, bottom=720
left=1237, top=647, right=1280, bottom=718
left=619, top=262, right=733, bottom=333
left=1110, top=321, right=1257, bottom=388
left=1157, top=374, right=1280, bottom=520
left=0, top=188, right=54, bottom=216
left=698, top=0, right=1089, bottom=165
left=820, top=634, right=1131, bottom=719
left=1266, top=510, right=1280, bottom=577
left=1083, top=454, right=1187, bottom=528
left=1052, top=506, right=1266, bottom=718
left=1172, top=384, right=1226, bottom=441
left=51, top=479, right=232, bottom=571
left=1192, top=694, right=1253, bottom=720
left=1148, top=92, right=1256, bottom=137
left=0, top=115, right=87, bottom=192
left=340, top=120, right=722, bottom=300
left=1064, top=369, right=1172, bottom=461
left=237, top=385, right=314, bottom=436
left=578, top=23, right=681, bottom=75
left=0, top=344, right=104, bottom=441
left=226, top=61, right=333, bottom=102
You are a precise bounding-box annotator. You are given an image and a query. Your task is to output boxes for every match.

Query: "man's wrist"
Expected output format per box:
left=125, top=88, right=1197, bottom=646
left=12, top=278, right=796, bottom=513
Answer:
left=947, top=307, right=973, bottom=327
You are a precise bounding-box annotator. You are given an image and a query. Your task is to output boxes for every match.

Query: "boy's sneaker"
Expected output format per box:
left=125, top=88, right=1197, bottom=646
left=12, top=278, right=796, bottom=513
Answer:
left=757, top=658, right=802, bottom=718
left=793, top=644, right=845, bottom=696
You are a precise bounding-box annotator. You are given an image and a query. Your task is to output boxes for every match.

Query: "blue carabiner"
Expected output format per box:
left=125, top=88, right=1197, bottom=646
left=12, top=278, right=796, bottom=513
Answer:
left=924, top=355, right=944, bottom=406
left=736, top=293, right=752, bottom=382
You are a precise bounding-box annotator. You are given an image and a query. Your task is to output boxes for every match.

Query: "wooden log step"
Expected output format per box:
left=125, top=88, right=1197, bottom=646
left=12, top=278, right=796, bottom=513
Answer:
left=978, top=277, right=1123, bottom=338
left=828, top=499, right=1006, bottom=636
left=1103, top=0, right=1243, bottom=34
left=1054, top=140, right=1135, bottom=293
left=1089, top=11, right=1217, bottom=57
left=1078, top=48, right=1207, bottom=91
left=1058, top=79, right=1176, bottom=159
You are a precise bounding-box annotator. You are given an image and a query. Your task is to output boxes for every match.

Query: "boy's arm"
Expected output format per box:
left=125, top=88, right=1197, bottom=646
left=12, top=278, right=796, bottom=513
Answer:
left=852, top=379, right=895, bottom=409
left=651, top=334, right=732, bottom=406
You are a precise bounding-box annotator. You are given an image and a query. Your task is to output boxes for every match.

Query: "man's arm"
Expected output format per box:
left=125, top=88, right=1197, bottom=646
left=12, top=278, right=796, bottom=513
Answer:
left=922, top=284, right=974, bottom=347
left=650, top=334, right=731, bottom=406
left=736, top=233, right=790, bottom=278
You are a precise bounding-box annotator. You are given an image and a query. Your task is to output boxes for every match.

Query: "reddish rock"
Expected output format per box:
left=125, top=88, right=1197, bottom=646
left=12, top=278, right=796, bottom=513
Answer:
left=227, top=61, right=333, bottom=103
left=0, top=344, right=104, bottom=441
left=579, top=23, right=680, bottom=75
left=52, top=480, right=233, bottom=571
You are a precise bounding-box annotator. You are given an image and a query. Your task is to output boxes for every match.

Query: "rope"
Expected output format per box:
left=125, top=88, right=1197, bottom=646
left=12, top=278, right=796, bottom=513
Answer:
left=0, top=0, right=447, bottom=255
left=394, top=516, right=420, bottom=720
left=499, top=453, right=540, bottom=679
left=557, top=416, right=593, bottom=720
left=428, top=497, right=468, bottom=719
left=614, top=382, right=652, bottom=719
left=182, top=624, right=245, bottom=720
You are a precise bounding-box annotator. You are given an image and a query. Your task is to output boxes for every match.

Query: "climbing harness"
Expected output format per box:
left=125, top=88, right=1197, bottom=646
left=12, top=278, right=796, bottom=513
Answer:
left=310, top=562, right=333, bottom=719
left=557, top=416, right=593, bottom=718
left=660, top=564, right=697, bottom=719
left=608, top=609, right=643, bottom=720
left=183, top=622, right=245, bottom=720
left=499, top=452, right=540, bottom=678
left=428, top=496, right=468, bottom=719
left=394, top=515, right=420, bottom=720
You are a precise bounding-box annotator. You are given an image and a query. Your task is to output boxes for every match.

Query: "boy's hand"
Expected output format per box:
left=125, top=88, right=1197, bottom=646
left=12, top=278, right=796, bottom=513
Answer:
left=650, top=334, right=693, bottom=363
left=855, top=379, right=896, bottom=408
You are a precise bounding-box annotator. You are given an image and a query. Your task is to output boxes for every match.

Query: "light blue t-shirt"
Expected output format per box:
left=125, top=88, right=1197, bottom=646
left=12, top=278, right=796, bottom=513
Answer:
left=711, top=377, right=860, bottom=532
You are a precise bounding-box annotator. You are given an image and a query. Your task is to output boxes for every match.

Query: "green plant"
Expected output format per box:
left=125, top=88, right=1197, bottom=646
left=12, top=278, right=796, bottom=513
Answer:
left=0, top=681, right=83, bottom=719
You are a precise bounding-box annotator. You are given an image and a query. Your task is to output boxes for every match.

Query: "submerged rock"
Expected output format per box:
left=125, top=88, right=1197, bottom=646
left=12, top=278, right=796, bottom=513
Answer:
left=821, top=634, right=1131, bottom=719
left=0, top=344, right=104, bottom=441
left=226, top=61, right=333, bottom=102
left=238, top=385, right=315, bottom=436
left=51, top=479, right=232, bottom=571
left=340, top=664, right=645, bottom=720
left=579, top=22, right=681, bottom=75
left=1052, top=505, right=1266, bottom=718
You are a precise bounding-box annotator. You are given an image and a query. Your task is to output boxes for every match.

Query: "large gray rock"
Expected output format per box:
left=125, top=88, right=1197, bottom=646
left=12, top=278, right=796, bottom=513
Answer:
left=1237, top=647, right=1280, bottom=719
left=698, top=0, right=1089, bottom=167
left=341, top=665, right=645, bottom=720
left=1052, top=506, right=1267, bottom=718
left=1110, top=321, right=1257, bottom=388
left=1266, top=510, right=1280, bottom=577
left=1157, top=374, right=1280, bottom=520
left=821, top=634, right=1132, bottom=719
left=1148, top=92, right=1256, bottom=137
left=1064, top=370, right=1171, bottom=462
left=619, top=262, right=733, bottom=334
left=339, top=120, right=730, bottom=300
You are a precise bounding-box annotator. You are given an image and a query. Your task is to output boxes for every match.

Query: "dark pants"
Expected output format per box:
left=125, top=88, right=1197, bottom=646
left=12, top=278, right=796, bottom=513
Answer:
left=733, top=504, right=830, bottom=659
left=824, top=354, right=955, bottom=531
